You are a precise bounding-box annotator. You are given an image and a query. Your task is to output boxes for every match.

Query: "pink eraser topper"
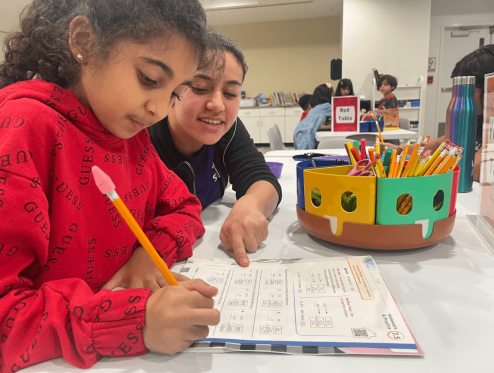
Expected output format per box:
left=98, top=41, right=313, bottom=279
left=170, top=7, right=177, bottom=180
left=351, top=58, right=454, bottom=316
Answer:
left=91, top=166, right=115, bottom=195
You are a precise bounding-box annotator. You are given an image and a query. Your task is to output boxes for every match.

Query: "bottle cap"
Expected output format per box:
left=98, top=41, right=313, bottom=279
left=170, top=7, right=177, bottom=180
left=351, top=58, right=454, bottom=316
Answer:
left=466, top=76, right=476, bottom=85
left=460, top=76, right=469, bottom=85
left=452, top=76, right=462, bottom=86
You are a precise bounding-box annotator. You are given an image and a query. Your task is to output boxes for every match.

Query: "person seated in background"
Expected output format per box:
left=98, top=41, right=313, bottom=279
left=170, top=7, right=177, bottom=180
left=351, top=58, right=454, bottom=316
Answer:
left=293, top=83, right=333, bottom=149
left=381, top=44, right=494, bottom=182
left=377, top=74, right=398, bottom=109
left=149, top=32, right=282, bottom=267
left=335, top=78, right=354, bottom=96
left=298, top=94, right=312, bottom=121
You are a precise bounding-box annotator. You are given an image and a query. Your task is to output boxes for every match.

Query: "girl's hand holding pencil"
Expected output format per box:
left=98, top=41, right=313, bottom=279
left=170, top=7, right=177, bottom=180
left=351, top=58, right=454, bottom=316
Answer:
left=102, top=246, right=190, bottom=293
left=144, top=278, right=220, bottom=354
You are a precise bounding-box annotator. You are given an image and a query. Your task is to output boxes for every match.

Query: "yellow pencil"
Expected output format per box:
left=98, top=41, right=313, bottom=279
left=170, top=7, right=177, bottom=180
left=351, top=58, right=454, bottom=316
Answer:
left=433, top=147, right=458, bottom=175
left=396, top=141, right=411, bottom=178
left=418, top=140, right=449, bottom=176
left=402, top=143, right=420, bottom=177
left=424, top=148, right=449, bottom=176
left=375, top=120, right=384, bottom=143
left=388, top=150, right=397, bottom=178
left=374, top=136, right=381, bottom=156
left=92, top=166, right=179, bottom=286
left=375, top=154, right=387, bottom=178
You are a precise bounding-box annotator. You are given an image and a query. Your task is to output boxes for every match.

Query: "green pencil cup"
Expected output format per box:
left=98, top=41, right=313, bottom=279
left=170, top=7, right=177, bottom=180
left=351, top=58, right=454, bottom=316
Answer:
left=376, top=172, right=453, bottom=239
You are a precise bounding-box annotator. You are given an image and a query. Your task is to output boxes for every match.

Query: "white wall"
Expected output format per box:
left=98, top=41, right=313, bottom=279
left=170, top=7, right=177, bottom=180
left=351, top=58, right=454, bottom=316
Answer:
left=424, top=13, right=494, bottom=137
left=342, top=0, right=431, bottom=132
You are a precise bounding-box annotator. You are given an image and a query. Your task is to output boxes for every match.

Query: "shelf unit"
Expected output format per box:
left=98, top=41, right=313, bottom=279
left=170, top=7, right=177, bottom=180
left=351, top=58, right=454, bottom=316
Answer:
left=371, top=75, right=425, bottom=132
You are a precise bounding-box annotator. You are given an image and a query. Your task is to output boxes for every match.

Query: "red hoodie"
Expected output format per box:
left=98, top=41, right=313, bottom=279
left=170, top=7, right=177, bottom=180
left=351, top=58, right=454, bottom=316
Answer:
left=0, top=80, right=205, bottom=371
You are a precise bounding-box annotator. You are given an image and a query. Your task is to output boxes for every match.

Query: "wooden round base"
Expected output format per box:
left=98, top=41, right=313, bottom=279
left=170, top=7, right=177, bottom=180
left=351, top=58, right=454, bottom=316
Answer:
left=296, top=205, right=456, bottom=250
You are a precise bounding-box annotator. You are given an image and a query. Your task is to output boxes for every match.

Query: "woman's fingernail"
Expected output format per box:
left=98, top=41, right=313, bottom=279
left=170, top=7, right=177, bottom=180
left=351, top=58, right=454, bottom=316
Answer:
left=241, top=258, right=249, bottom=265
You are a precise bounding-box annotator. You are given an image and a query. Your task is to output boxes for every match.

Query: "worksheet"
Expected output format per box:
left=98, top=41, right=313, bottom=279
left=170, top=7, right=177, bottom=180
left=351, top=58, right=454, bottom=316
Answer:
left=181, top=256, right=422, bottom=356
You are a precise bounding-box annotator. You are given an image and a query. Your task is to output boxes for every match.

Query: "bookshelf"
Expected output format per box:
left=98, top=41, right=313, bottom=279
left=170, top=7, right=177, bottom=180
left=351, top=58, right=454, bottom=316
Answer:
left=371, top=75, right=425, bottom=132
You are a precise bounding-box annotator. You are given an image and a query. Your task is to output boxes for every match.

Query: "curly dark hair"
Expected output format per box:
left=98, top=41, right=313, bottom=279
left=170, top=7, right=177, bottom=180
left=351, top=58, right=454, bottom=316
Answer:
left=0, top=0, right=207, bottom=89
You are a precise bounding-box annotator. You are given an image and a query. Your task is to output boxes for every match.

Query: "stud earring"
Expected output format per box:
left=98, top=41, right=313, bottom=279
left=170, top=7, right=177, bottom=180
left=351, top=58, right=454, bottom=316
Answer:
left=77, top=54, right=83, bottom=60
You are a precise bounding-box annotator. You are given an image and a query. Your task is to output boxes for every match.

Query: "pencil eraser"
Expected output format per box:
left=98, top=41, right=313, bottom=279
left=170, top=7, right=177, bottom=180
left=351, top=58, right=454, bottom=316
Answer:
left=91, top=166, right=115, bottom=195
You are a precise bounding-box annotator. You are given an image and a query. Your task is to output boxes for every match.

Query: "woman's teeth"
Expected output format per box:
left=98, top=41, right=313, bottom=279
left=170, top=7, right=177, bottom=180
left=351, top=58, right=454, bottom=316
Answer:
left=201, top=119, right=222, bottom=125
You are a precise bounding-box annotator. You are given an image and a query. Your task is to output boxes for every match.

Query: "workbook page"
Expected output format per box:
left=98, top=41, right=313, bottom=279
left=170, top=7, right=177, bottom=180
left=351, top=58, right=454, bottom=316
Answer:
left=181, top=256, right=417, bottom=350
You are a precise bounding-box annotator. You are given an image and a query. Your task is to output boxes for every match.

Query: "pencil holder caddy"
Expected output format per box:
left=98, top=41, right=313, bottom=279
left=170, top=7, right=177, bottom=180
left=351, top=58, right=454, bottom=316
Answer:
left=296, top=159, right=350, bottom=211
left=359, top=120, right=384, bottom=133
left=296, top=164, right=459, bottom=250
left=303, top=165, right=376, bottom=237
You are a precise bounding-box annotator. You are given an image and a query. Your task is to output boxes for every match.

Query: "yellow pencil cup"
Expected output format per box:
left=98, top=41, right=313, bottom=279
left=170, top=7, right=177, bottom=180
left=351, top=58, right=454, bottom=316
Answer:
left=304, top=165, right=376, bottom=237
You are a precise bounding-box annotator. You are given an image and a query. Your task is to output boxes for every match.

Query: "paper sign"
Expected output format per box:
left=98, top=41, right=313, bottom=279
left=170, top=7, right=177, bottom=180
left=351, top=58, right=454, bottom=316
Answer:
left=332, top=96, right=359, bottom=132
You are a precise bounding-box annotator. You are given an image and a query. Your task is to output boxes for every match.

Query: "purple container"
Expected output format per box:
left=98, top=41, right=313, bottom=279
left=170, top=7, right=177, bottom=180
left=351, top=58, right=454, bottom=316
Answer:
left=267, top=162, right=283, bottom=178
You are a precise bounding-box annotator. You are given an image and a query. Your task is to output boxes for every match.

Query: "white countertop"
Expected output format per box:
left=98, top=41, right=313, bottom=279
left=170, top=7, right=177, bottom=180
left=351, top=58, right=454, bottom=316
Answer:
left=315, top=128, right=418, bottom=142
left=25, top=153, right=494, bottom=373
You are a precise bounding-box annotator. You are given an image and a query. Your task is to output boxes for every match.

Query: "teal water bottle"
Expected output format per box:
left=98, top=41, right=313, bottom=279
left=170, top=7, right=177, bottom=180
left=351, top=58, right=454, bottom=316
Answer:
left=449, top=76, right=478, bottom=193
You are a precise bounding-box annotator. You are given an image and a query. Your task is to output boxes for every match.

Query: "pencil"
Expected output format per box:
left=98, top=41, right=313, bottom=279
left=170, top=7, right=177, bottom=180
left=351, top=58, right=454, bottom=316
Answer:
left=92, top=166, right=179, bottom=286
left=388, top=150, right=397, bottom=178
left=375, top=154, right=387, bottom=178
left=392, top=155, right=401, bottom=178
left=418, top=140, right=449, bottom=176
left=375, top=120, right=384, bottom=143
left=375, top=136, right=381, bottom=156
left=396, top=140, right=411, bottom=178
left=402, top=142, right=419, bottom=177
left=424, top=148, right=449, bottom=176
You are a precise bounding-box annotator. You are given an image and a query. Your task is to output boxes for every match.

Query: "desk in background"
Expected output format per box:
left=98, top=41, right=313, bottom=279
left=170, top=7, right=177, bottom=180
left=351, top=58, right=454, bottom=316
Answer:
left=315, top=128, right=418, bottom=143
left=24, top=152, right=494, bottom=373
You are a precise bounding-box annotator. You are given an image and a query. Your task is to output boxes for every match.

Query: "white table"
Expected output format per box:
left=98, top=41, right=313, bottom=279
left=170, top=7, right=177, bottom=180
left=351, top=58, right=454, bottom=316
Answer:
left=315, top=128, right=418, bottom=142
left=25, top=154, right=494, bottom=373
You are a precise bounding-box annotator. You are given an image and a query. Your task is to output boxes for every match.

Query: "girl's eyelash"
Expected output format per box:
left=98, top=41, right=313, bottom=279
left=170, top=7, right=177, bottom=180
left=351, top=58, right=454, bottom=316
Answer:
left=139, top=71, right=157, bottom=86
left=224, top=92, right=237, bottom=98
left=171, top=91, right=181, bottom=101
left=191, top=86, right=208, bottom=93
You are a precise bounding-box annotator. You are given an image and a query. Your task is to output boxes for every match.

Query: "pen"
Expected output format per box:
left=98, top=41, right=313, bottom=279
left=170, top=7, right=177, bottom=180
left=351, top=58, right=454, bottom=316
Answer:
left=368, top=148, right=376, bottom=166
left=360, top=139, right=367, bottom=160
left=92, top=166, right=179, bottom=286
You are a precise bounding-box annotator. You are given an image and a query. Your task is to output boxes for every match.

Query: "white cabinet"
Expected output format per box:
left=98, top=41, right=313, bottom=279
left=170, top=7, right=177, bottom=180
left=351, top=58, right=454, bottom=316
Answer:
left=284, top=107, right=303, bottom=143
left=237, top=108, right=261, bottom=143
left=260, top=108, right=284, bottom=144
left=238, top=107, right=301, bottom=144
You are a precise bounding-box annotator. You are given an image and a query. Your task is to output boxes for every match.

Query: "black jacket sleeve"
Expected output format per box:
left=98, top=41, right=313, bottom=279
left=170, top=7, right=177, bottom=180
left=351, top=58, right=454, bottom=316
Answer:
left=222, top=118, right=282, bottom=206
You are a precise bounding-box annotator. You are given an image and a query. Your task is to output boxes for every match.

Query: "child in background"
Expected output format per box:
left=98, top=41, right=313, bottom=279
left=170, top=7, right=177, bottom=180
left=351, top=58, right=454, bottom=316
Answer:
left=298, top=94, right=313, bottom=121
left=377, top=74, right=398, bottom=109
left=335, top=78, right=354, bottom=97
left=0, top=0, right=220, bottom=371
left=293, top=83, right=333, bottom=149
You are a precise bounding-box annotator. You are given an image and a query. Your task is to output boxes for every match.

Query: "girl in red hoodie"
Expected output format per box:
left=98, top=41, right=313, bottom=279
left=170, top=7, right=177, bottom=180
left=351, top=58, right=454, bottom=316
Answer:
left=0, top=0, right=220, bottom=371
